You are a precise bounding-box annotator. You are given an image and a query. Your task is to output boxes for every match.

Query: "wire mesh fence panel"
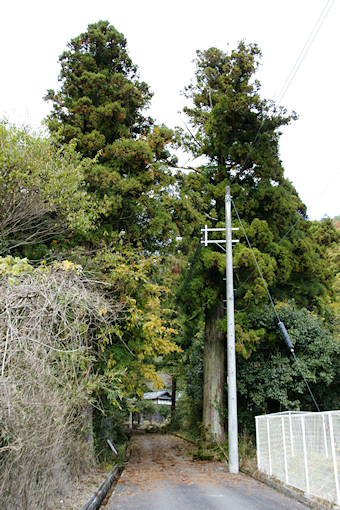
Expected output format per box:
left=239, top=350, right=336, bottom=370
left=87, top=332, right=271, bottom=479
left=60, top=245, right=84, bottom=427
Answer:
left=269, top=416, right=286, bottom=481
left=256, top=415, right=270, bottom=473
left=256, top=411, right=340, bottom=506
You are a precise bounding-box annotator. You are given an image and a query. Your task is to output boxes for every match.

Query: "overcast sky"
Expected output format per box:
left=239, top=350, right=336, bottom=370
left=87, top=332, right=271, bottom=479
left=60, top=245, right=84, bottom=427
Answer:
left=1, top=0, right=338, bottom=220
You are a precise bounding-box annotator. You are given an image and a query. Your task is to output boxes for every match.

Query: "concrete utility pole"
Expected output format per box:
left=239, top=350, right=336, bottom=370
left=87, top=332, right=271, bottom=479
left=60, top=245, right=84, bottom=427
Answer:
left=201, top=187, right=239, bottom=473
left=225, top=186, right=239, bottom=474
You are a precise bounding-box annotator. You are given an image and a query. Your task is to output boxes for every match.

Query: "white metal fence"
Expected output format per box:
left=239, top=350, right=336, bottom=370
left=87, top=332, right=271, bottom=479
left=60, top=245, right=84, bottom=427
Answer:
left=256, top=411, right=340, bottom=506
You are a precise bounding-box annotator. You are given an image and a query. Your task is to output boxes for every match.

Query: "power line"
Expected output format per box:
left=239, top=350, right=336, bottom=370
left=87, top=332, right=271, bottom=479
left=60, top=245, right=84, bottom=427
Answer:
left=291, top=350, right=321, bottom=413
left=235, top=213, right=305, bottom=293
left=274, top=0, right=334, bottom=107
left=241, top=0, right=334, bottom=181
left=232, top=201, right=280, bottom=323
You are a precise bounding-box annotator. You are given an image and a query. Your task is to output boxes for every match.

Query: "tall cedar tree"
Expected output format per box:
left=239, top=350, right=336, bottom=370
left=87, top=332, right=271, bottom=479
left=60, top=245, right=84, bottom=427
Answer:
left=43, top=22, right=186, bottom=415
left=45, top=21, right=179, bottom=250
left=178, top=42, right=332, bottom=317
left=176, top=42, right=333, bottom=439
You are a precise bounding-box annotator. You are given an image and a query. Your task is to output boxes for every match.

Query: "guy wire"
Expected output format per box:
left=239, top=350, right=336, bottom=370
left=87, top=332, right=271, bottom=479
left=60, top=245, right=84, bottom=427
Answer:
left=232, top=200, right=280, bottom=322
left=232, top=200, right=321, bottom=412
left=291, top=350, right=321, bottom=413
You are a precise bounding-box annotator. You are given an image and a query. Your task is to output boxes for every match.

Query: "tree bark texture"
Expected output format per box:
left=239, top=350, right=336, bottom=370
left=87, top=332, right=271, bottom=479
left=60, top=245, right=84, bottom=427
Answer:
left=203, top=300, right=226, bottom=442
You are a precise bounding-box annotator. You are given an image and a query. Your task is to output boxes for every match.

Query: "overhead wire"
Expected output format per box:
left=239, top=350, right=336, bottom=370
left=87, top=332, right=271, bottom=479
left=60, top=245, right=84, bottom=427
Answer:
left=241, top=0, right=334, bottom=173
left=291, top=350, right=321, bottom=413
left=235, top=213, right=304, bottom=293
left=273, top=0, right=335, bottom=107
left=232, top=201, right=280, bottom=323
left=188, top=1, right=335, bottom=413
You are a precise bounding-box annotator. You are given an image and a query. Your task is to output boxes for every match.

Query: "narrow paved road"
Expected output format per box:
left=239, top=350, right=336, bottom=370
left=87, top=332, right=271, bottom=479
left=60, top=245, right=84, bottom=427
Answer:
left=105, top=434, right=309, bottom=509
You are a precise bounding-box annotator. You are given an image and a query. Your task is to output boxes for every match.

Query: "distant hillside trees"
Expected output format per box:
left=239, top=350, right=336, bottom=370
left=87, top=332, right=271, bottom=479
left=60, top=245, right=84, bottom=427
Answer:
left=333, top=215, right=340, bottom=231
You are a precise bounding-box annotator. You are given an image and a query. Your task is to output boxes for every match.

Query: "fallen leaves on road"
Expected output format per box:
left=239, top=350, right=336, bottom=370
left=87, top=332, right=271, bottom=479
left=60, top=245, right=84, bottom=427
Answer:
left=116, top=433, right=242, bottom=496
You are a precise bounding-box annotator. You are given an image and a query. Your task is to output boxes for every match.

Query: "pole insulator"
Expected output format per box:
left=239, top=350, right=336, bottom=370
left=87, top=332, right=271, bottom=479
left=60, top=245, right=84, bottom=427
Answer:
left=278, top=321, right=294, bottom=352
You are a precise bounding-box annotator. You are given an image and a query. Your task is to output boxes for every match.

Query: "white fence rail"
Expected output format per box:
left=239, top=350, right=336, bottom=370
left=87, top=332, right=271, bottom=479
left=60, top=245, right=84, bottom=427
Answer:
left=256, top=411, right=340, bottom=506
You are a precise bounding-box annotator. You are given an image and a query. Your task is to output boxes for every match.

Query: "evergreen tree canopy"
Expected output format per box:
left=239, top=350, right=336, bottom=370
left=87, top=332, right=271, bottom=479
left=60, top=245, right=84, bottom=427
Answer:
left=181, top=42, right=297, bottom=192
left=45, top=21, right=179, bottom=250
left=45, top=20, right=152, bottom=156
left=176, top=41, right=331, bottom=316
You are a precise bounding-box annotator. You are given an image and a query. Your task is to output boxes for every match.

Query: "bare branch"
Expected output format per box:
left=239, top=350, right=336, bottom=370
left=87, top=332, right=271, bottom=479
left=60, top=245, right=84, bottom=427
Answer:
left=0, top=265, right=125, bottom=508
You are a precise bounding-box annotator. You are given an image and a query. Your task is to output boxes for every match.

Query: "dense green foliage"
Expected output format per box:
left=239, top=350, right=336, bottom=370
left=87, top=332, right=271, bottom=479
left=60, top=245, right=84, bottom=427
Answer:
left=45, top=20, right=152, bottom=156
left=175, top=42, right=337, bottom=340
left=172, top=41, right=340, bottom=437
left=83, top=249, right=181, bottom=398
left=178, top=333, right=205, bottom=432
left=0, top=120, right=99, bottom=257
left=44, top=20, right=180, bottom=250
left=181, top=43, right=295, bottom=183
left=237, top=302, right=339, bottom=431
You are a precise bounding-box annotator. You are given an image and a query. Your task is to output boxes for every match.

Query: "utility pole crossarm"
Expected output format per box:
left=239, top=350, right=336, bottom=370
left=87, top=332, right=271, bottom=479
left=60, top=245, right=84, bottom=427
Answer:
left=201, top=225, right=239, bottom=247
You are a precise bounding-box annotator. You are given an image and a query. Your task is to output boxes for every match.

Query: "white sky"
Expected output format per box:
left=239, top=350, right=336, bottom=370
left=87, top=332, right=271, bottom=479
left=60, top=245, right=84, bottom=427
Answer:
left=1, top=0, right=338, bottom=220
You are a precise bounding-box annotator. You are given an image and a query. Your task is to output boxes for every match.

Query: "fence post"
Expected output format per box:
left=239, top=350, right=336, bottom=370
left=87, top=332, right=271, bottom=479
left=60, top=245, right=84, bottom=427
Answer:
left=266, top=416, right=272, bottom=476
left=256, top=416, right=261, bottom=469
left=322, top=413, right=329, bottom=458
left=289, top=412, right=295, bottom=456
left=328, top=413, right=340, bottom=505
left=282, top=416, right=289, bottom=484
left=301, top=415, right=310, bottom=494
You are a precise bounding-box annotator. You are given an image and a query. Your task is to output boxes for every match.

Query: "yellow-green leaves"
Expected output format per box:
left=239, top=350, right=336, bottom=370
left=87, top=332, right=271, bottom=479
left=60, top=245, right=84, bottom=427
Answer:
left=91, top=248, right=181, bottom=397
left=0, top=256, right=32, bottom=276
left=0, top=120, right=100, bottom=255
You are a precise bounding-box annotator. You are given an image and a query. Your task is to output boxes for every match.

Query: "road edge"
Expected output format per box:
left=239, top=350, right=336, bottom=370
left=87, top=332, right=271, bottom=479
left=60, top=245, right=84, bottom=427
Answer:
left=241, top=467, right=340, bottom=510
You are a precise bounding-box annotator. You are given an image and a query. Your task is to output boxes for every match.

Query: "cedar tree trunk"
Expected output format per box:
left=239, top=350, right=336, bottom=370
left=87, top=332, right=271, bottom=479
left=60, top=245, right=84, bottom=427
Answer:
left=203, top=299, right=226, bottom=442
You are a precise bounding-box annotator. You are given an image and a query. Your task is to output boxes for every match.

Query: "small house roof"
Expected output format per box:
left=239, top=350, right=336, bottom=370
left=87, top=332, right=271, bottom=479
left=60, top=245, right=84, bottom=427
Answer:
left=143, top=390, right=171, bottom=400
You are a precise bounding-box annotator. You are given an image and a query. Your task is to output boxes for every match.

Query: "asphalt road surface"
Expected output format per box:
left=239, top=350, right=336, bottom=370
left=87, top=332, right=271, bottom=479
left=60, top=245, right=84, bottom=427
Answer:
left=105, top=434, right=309, bottom=510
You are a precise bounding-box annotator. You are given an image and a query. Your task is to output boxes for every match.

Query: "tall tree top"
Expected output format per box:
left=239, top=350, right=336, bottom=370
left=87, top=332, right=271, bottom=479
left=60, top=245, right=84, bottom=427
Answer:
left=60, top=20, right=137, bottom=78
left=44, top=21, right=180, bottom=251
left=44, top=20, right=153, bottom=157
left=181, top=41, right=297, bottom=188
